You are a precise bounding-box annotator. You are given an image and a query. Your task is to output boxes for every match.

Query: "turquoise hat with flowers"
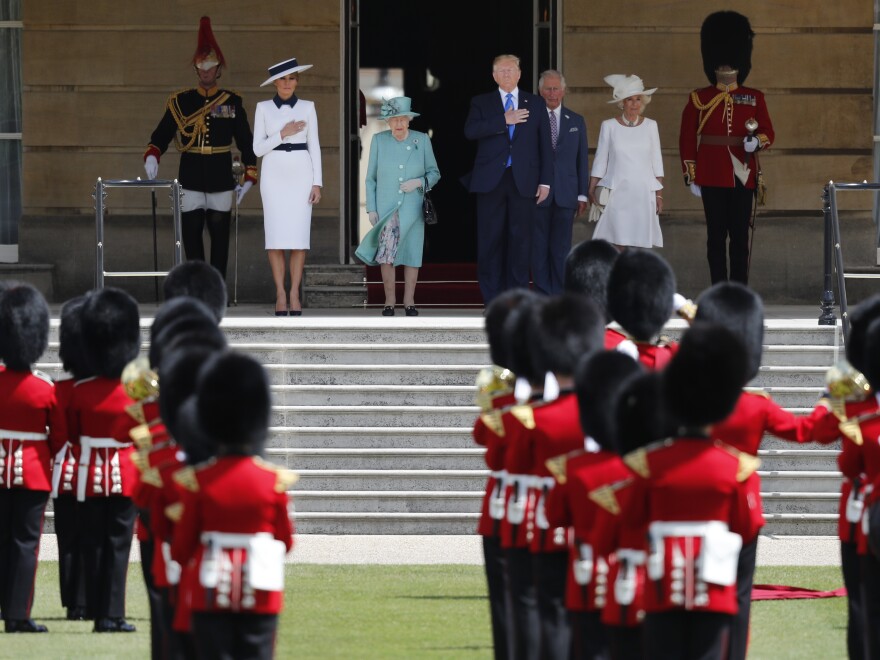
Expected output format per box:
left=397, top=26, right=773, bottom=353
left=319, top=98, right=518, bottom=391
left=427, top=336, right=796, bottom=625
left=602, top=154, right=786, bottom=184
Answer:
left=380, top=96, right=420, bottom=120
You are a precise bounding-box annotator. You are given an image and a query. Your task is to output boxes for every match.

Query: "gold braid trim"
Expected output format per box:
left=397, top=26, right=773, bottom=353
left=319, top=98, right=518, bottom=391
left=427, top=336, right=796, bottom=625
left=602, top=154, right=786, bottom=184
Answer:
left=167, top=90, right=232, bottom=153
left=690, top=90, right=731, bottom=136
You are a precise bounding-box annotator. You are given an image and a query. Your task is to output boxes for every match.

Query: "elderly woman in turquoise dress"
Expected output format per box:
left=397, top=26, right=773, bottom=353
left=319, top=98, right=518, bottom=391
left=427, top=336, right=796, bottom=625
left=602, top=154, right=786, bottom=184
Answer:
left=355, top=97, right=440, bottom=316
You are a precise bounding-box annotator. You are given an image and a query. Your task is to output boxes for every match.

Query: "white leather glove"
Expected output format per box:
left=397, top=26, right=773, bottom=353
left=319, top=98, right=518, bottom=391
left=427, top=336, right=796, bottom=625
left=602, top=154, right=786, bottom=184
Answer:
left=689, top=183, right=702, bottom=198
left=743, top=136, right=759, bottom=153
left=400, top=178, right=422, bottom=193
left=368, top=211, right=379, bottom=226
left=144, top=155, right=159, bottom=180
left=235, top=180, right=253, bottom=205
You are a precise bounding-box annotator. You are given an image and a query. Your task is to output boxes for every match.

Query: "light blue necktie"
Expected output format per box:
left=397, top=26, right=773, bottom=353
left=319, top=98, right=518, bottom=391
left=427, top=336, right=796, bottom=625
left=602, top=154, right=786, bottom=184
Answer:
left=505, top=93, right=514, bottom=167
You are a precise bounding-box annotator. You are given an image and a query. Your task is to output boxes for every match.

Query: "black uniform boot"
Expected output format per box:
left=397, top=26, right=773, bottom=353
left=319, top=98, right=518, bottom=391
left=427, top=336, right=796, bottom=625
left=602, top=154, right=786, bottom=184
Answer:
left=205, top=210, right=231, bottom=279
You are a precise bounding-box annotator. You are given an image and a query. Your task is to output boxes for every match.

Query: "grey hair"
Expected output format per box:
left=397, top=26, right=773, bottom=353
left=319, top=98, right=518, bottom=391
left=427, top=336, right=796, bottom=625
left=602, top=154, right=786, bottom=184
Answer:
left=538, top=70, right=566, bottom=90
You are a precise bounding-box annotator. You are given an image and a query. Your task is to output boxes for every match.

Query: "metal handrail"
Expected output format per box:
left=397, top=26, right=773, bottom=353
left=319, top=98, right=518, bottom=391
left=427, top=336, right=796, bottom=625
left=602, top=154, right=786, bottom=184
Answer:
left=93, top=178, right=183, bottom=289
left=819, top=181, right=880, bottom=341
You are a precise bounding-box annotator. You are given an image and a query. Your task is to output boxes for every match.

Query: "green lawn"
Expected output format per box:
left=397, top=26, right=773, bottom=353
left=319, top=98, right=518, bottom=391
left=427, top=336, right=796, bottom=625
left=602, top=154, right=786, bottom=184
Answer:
left=1, top=563, right=848, bottom=659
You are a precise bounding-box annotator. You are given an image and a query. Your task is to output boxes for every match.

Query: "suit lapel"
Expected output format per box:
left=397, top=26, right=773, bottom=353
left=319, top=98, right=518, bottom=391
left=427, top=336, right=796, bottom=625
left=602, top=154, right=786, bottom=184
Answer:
left=557, top=106, right=570, bottom=149
left=512, top=95, right=528, bottom=142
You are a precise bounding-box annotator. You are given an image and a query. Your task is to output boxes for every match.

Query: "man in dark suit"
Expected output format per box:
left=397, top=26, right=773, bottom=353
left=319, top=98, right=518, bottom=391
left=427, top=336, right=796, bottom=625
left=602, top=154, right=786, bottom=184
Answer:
left=465, top=54, right=553, bottom=304
left=532, top=70, right=589, bottom=295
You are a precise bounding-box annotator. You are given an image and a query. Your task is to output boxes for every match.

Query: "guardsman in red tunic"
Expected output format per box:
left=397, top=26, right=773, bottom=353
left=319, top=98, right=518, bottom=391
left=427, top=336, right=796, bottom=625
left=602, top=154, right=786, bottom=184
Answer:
left=515, top=294, right=605, bottom=660
left=0, top=284, right=65, bottom=633
left=68, top=288, right=142, bottom=632
left=545, top=350, right=643, bottom=660
left=605, top=250, right=679, bottom=370
left=473, top=289, right=531, bottom=660
left=143, top=17, right=257, bottom=280
left=694, top=281, right=838, bottom=660
left=52, top=295, right=91, bottom=622
left=679, top=11, right=774, bottom=285
left=620, top=324, right=760, bottom=659
left=172, top=352, right=295, bottom=660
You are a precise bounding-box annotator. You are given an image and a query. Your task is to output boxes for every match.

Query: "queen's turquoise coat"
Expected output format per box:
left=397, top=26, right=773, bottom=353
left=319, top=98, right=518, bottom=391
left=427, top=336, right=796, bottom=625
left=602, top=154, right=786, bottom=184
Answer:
left=355, top=129, right=440, bottom=267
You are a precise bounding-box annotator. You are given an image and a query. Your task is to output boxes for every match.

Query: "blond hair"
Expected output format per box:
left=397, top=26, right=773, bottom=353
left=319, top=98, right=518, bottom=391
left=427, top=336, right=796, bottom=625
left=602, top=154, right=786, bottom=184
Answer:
left=493, top=54, right=520, bottom=70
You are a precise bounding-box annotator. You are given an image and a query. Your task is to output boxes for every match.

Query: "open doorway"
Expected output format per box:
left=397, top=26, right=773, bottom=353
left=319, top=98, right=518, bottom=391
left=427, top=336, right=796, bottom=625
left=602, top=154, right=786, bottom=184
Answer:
left=344, top=0, right=558, bottom=268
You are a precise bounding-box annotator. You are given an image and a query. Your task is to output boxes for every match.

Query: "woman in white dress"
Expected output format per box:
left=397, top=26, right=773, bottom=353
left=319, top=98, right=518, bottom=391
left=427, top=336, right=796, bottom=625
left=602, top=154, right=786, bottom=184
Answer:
left=253, top=58, right=322, bottom=316
left=588, top=74, right=664, bottom=250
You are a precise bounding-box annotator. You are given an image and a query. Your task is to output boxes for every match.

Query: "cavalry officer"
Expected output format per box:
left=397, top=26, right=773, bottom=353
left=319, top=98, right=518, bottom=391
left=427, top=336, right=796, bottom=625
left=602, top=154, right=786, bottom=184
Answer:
left=144, top=16, right=257, bottom=280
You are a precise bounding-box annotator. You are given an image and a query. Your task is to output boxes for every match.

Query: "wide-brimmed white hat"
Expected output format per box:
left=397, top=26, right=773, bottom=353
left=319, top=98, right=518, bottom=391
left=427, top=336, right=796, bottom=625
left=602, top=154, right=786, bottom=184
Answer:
left=604, top=74, right=657, bottom=104
left=260, top=57, right=313, bottom=87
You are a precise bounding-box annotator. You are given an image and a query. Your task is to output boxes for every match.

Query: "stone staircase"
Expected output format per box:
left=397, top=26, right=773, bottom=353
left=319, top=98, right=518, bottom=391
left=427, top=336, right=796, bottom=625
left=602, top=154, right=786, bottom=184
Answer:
left=37, top=315, right=845, bottom=537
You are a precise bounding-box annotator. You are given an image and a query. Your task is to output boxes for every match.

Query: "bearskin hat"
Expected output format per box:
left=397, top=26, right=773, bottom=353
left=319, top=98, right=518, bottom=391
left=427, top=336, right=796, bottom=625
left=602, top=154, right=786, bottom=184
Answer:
left=701, top=11, right=754, bottom=85
left=663, top=324, right=748, bottom=429
left=174, top=395, right=217, bottom=466
left=847, top=294, right=880, bottom=375
left=59, top=295, right=93, bottom=380
left=504, top=292, right=546, bottom=384
left=195, top=350, right=271, bottom=453
left=862, top=317, right=880, bottom=391
left=607, top=250, right=675, bottom=341
left=0, top=283, right=50, bottom=371
left=563, top=239, right=620, bottom=323
left=163, top=261, right=228, bottom=322
left=81, top=287, right=141, bottom=379
left=149, top=296, right=220, bottom=368
left=695, top=282, right=764, bottom=383
left=575, top=350, right=644, bottom=451
left=159, top=344, right=224, bottom=441
left=615, top=371, right=672, bottom=454
left=484, top=288, right=534, bottom=369
left=527, top=293, right=605, bottom=377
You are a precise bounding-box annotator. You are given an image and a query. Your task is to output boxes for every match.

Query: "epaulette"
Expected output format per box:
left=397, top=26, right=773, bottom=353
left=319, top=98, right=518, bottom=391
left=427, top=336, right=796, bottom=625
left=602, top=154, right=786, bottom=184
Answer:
left=131, top=450, right=147, bottom=473
left=545, top=449, right=585, bottom=485
left=588, top=478, right=633, bottom=515
left=623, top=448, right=650, bottom=478
left=509, top=404, right=536, bottom=430
left=140, top=467, right=163, bottom=488
left=172, top=466, right=199, bottom=493
left=130, top=422, right=156, bottom=450
left=32, top=369, right=53, bottom=385
left=165, top=502, right=184, bottom=523
left=479, top=410, right=505, bottom=437
left=841, top=410, right=880, bottom=446
left=254, top=457, right=299, bottom=493
left=713, top=440, right=761, bottom=482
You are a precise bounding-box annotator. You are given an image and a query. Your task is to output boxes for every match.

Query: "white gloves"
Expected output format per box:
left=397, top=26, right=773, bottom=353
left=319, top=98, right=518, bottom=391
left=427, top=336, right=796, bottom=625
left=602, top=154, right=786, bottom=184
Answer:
left=689, top=183, right=702, bottom=198
left=400, top=178, right=422, bottom=193
left=235, top=181, right=253, bottom=205
left=144, top=155, right=158, bottom=180
left=743, top=136, right=759, bottom=153
left=368, top=211, right=379, bottom=226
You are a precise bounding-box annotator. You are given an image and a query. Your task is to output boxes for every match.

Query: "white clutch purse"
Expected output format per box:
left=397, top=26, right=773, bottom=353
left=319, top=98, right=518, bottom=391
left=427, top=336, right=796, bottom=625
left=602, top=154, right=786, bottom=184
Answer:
left=588, top=186, right=611, bottom=223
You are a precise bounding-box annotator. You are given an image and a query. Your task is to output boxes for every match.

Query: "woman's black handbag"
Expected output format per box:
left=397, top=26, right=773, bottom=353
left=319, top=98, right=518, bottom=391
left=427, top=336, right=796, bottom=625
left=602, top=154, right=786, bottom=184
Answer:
left=422, top=176, right=438, bottom=225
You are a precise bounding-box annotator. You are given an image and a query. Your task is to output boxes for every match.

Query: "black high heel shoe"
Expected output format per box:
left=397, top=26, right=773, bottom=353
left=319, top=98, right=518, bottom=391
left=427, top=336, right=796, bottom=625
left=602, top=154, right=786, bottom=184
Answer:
left=404, top=306, right=419, bottom=317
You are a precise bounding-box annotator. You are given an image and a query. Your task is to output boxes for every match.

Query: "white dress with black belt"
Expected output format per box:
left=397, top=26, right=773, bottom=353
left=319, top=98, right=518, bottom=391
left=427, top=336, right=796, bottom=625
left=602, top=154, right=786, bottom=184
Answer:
left=253, top=95, right=322, bottom=249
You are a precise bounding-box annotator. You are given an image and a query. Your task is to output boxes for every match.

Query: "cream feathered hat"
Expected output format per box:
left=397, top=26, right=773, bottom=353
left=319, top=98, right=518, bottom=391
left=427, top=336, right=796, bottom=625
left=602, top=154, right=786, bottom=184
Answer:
left=605, top=74, right=657, bottom=104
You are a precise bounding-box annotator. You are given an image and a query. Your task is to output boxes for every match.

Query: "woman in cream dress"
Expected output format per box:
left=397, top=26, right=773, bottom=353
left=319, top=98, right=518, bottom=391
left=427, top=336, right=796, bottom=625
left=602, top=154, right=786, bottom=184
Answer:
left=253, top=57, right=322, bottom=316
left=589, top=74, right=664, bottom=249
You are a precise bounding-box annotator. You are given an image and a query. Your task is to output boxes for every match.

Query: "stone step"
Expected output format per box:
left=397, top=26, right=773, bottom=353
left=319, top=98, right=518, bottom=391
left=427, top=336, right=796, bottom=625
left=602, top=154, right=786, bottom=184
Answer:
left=756, top=449, right=839, bottom=471
left=760, top=492, right=840, bottom=515
left=302, top=265, right=365, bottom=287
left=271, top=385, right=476, bottom=407
left=760, top=514, right=837, bottom=536
left=751, top=366, right=829, bottom=388
left=292, top=490, right=482, bottom=513
left=292, top=513, right=478, bottom=535
left=267, top=426, right=474, bottom=449
left=761, top=345, right=843, bottom=367
left=292, top=469, right=487, bottom=491
left=271, top=405, right=478, bottom=428
left=302, top=286, right=368, bottom=309
left=757, top=470, right=842, bottom=492
left=264, top=364, right=484, bottom=386
left=268, top=447, right=484, bottom=470
left=230, top=343, right=490, bottom=366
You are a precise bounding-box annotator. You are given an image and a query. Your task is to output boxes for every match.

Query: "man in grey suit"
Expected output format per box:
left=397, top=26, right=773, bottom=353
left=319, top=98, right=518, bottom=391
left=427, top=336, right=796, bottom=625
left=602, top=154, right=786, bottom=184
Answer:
left=532, top=70, right=589, bottom=295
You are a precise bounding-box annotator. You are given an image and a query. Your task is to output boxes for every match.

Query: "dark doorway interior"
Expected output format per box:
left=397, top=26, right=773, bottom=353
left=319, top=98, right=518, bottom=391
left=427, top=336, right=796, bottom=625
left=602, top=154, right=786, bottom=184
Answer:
left=359, top=1, right=536, bottom=264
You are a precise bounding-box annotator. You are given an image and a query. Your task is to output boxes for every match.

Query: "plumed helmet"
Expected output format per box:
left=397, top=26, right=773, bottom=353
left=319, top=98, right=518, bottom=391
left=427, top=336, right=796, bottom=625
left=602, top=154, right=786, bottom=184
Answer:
left=0, top=283, right=50, bottom=371
left=192, top=16, right=225, bottom=70
left=701, top=10, right=754, bottom=85
left=694, top=282, right=764, bottom=383
left=847, top=294, right=880, bottom=375
left=563, top=239, right=620, bottom=323
left=59, top=295, right=93, bottom=380
left=663, top=324, right=748, bottom=429
left=607, top=250, right=675, bottom=341
left=163, top=261, right=228, bottom=322
left=81, top=287, right=141, bottom=379
left=527, top=293, right=605, bottom=377
left=484, top=288, right=534, bottom=369
left=575, top=350, right=644, bottom=451
left=195, top=350, right=271, bottom=454
left=504, top=292, right=546, bottom=384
